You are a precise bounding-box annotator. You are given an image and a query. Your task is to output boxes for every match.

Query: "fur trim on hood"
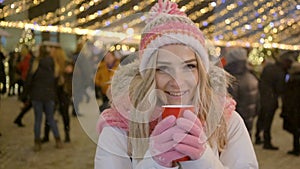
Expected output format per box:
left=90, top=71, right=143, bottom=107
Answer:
left=96, top=60, right=235, bottom=135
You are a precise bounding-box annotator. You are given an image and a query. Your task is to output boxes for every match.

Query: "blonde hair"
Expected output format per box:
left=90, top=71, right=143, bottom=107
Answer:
left=128, top=54, right=156, bottom=159
left=51, top=47, right=67, bottom=85
left=194, top=55, right=228, bottom=152
left=128, top=50, right=228, bottom=159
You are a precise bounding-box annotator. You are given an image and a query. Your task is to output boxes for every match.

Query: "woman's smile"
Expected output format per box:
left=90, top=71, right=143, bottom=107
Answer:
left=165, top=90, right=189, bottom=97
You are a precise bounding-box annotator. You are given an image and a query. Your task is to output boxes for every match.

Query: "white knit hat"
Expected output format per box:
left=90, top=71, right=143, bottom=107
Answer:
left=139, top=0, right=209, bottom=75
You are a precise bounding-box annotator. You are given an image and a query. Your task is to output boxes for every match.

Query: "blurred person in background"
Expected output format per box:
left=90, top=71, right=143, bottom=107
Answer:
left=0, top=47, right=6, bottom=95
left=13, top=45, right=34, bottom=127
left=41, top=42, right=73, bottom=143
left=95, top=51, right=120, bottom=112
left=72, top=42, right=93, bottom=116
left=255, top=51, right=293, bottom=150
left=26, top=43, right=62, bottom=151
left=16, top=45, right=32, bottom=95
left=281, top=61, right=300, bottom=156
left=8, top=51, right=21, bottom=96
left=224, top=47, right=259, bottom=138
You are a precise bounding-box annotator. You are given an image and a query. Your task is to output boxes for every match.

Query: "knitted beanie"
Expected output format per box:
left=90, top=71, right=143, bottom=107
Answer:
left=139, top=0, right=209, bottom=75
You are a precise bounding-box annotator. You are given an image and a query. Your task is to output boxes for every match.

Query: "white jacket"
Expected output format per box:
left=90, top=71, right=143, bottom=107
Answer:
left=94, top=111, right=258, bottom=169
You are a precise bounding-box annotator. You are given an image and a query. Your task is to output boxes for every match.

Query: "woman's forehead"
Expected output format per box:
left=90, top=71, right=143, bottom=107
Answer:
left=157, top=45, right=196, bottom=62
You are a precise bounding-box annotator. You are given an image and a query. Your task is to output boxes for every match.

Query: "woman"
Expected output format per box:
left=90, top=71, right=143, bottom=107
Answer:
left=42, top=44, right=72, bottom=143
left=28, top=44, right=62, bottom=151
left=95, top=0, right=258, bottom=168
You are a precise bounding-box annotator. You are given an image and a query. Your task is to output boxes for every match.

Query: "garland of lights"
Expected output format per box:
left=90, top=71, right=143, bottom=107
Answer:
left=1, top=0, right=299, bottom=51
left=0, top=21, right=137, bottom=41
left=102, top=0, right=299, bottom=49
left=86, top=2, right=154, bottom=30
left=110, top=0, right=197, bottom=32
left=0, top=0, right=45, bottom=19
left=30, top=0, right=87, bottom=25
left=6, top=0, right=105, bottom=26
left=28, top=0, right=133, bottom=27
left=13, top=0, right=296, bottom=46
left=83, top=0, right=154, bottom=29
left=201, top=0, right=300, bottom=46
left=106, top=0, right=235, bottom=33
left=276, top=21, right=300, bottom=44
left=201, top=0, right=258, bottom=31
left=46, top=0, right=109, bottom=26
left=210, top=1, right=296, bottom=40
left=1, top=20, right=299, bottom=51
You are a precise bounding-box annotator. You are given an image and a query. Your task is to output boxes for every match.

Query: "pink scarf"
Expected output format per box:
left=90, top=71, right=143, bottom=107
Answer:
left=96, top=97, right=236, bottom=134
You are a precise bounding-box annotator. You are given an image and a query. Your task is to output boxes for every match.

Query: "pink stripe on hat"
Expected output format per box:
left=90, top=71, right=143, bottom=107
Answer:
left=139, top=0, right=210, bottom=75
left=140, top=21, right=206, bottom=53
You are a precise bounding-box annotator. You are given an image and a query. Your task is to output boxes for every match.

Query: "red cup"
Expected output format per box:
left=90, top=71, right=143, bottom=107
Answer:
left=161, top=105, right=195, bottom=162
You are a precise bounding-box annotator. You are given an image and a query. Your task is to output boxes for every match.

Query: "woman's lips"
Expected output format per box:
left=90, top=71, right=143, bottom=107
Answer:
left=165, top=90, right=188, bottom=97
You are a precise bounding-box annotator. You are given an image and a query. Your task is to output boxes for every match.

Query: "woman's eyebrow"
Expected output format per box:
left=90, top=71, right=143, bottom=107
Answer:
left=184, top=59, right=197, bottom=63
left=157, top=59, right=197, bottom=65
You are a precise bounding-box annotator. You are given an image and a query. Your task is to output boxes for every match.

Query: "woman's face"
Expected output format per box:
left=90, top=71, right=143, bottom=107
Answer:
left=155, top=44, right=199, bottom=105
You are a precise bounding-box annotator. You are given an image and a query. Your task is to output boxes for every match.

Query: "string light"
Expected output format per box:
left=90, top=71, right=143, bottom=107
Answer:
left=30, top=0, right=87, bottom=25
left=1, top=0, right=299, bottom=51
left=14, top=0, right=103, bottom=27
left=110, top=0, right=197, bottom=32
left=229, top=1, right=293, bottom=41
left=85, top=0, right=156, bottom=30
left=103, top=0, right=214, bottom=32
left=68, top=0, right=133, bottom=28
left=0, top=21, right=135, bottom=42
left=0, top=0, right=45, bottom=19
left=204, top=0, right=296, bottom=42
left=103, top=0, right=299, bottom=50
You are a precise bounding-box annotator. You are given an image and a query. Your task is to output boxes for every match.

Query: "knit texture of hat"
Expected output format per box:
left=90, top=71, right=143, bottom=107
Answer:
left=139, top=0, right=209, bottom=75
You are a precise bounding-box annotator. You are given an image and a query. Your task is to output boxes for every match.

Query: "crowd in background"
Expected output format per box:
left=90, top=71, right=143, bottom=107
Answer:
left=0, top=40, right=124, bottom=151
left=223, top=48, right=300, bottom=156
left=1, top=42, right=74, bottom=151
left=0, top=42, right=299, bottom=156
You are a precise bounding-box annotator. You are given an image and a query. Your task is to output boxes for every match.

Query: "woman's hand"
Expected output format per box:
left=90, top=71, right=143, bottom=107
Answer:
left=150, top=116, right=187, bottom=167
left=173, top=110, right=207, bottom=160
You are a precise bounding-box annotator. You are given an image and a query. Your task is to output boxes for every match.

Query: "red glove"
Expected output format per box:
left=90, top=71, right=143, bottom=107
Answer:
left=173, top=110, right=207, bottom=160
left=150, top=115, right=187, bottom=167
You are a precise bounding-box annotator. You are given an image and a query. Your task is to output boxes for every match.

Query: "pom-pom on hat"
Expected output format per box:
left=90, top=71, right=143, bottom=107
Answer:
left=139, top=0, right=209, bottom=75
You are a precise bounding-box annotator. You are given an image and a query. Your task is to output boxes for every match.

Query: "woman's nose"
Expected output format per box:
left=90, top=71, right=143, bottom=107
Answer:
left=168, top=70, right=185, bottom=88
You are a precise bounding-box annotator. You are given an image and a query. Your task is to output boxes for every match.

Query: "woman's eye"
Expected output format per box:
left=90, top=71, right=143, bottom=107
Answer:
left=186, top=64, right=197, bottom=69
left=156, top=66, right=168, bottom=73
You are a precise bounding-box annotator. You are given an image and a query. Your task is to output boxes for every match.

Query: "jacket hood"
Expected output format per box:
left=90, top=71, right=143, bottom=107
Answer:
left=111, top=59, right=230, bottom=100
left=110, top=60, right=231, bottom=137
